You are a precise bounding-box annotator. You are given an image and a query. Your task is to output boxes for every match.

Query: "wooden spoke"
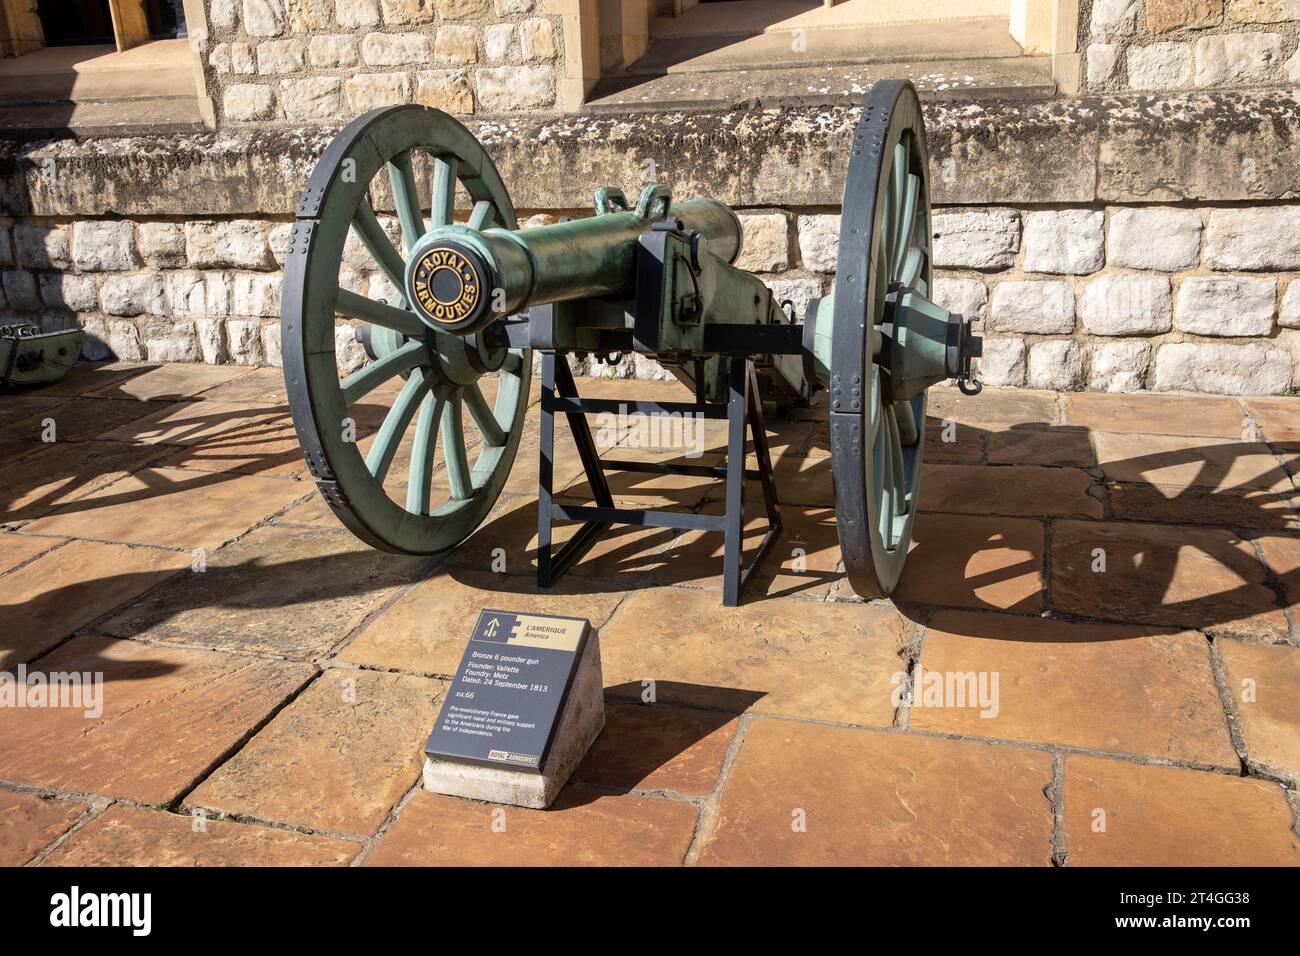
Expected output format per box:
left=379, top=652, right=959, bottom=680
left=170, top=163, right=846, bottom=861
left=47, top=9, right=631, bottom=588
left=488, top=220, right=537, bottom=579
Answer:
left=501, top=351, right=523, bottom=374
left=365, top=370, right=432, bottom=483
left=282, top=103, right=530, bottom=556
left=431, top=154, right=459, bottom=228
left=336, top=288, right=426, bottom=337
left=894, top=172, right=919, bottom=283
left=898, top=246, right=925, bottom=292
left=463, top=381, right=505, bottom=447
left=890, top=140, right=908, bottom=273
left=877, top=402, right=895, bottom=542
left=405, top=388, right=446, bottom=515
left=387, top=150, right=425, bottom=254
left=440, top=391, right=472, bottom=499
left=885, top=403, right=906, bottom=517
left=467, top=199, right=495, bottom=231
left=340, top=339, right=425, bottom=407
left=352, top=200, right=407, bottom=294
left=894, top=399, right=918, bottom=447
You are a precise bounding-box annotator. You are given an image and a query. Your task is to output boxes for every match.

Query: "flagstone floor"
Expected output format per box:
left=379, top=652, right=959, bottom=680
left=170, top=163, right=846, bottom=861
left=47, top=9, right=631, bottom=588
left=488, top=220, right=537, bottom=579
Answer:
left=1, top=362, right=1297, bottom=866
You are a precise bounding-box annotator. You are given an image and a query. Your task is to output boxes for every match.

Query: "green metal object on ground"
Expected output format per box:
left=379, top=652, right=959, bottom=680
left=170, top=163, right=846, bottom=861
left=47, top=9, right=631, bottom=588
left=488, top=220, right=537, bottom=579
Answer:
left=1, top=322, right=84, bottom=387
left=280, top=80, right=983, bottom=600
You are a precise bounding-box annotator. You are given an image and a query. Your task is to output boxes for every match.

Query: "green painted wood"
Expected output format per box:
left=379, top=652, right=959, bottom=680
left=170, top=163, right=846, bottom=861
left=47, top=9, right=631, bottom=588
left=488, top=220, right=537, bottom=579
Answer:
left=431, top=154, right=457, bottom=228
left=894, top=173, right=919, bottom=282
left=406, top=388, right=445, bottom=514
left=467, top=199, right=494, bottom=230
left=387, top=150, right=425, bottom=254
left=339, top=339, right=425, bottom=407
left=463, top=380, right=505, bottom=447
left=281, top=105, right=531, bottom=555
left=335, top=288, right=427, bottom=337
left=353, top=200, right=407, bottom=294
left=366, top=369, right=431, bottom=482
left=440, top=391, right=471, bottom=499
left=829, top=81, right=932, bottom=600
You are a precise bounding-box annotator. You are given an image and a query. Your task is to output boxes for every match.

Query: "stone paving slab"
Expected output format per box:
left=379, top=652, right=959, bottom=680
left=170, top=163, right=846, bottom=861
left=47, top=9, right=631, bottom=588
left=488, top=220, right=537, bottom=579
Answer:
left=1050, top=520, right=1288, bottom=640
left=1064, top=392, right=1249, bottom=439
left=21, top=466, right=309, bottom=550
left=0, top=531, right=61, bottom=573
left=929, top=387, right=1059, bottom=429
left=654, top=504, right=842, bottom=598
left=1062, top=756, right=1299, bottom=866
left=19, top=362, right=147, bottom=399
left=447, top=493, right=680, bottom=581
left=98, top=526, right=431, bottom=660
left=365, top=786, right=699, bottom=866
left=0, top=440, right=172, bottom=522
left=920, top=463, right=1104, bottom=519
left=2, top=396, right=164, bottom=443
left=187, top=668, right=442, bottom=836
left=1093, top=432, right=1297, bottom=493
left=0, top=790, right=87, bottom=866
left=0, top=635, right=313, bottom=804
left=600, top=588, right=912, bottom=724
left=2, top=365, right=1298, bottom=866
left=697, top=720, right=1055, bottom=866
left=1107, top=482, right=1300, bottom=531
left=338, top=568, right=626, bottom=675
left=894, top=513, right=1044, bottom=613
left=914, top=611, right=1238, bottom=766
left=1217, top=638, right=1300, bottom=780
left=1, top=539, right=188, bottom=668
left=83, top=363, right=250, bottom=403
left=43, top=805, right=359, bottom=866
left=1245, top=397, right=1300, bottom=444
left=574, top=701, right=740, bottom=797
left=986, top=426, right=1096, bottom=467
left=1255, top=534, right=1300, bottom=618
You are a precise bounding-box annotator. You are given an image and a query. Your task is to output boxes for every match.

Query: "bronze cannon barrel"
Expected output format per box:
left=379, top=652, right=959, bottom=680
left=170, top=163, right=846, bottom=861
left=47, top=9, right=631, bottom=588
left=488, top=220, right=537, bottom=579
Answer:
left=404, top=197, right=743, bottom=333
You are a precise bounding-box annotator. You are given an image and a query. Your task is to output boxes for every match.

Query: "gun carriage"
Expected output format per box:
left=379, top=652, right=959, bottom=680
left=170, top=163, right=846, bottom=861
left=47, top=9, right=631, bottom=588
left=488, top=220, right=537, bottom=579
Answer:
left=281, top=79, right=982, bottom=605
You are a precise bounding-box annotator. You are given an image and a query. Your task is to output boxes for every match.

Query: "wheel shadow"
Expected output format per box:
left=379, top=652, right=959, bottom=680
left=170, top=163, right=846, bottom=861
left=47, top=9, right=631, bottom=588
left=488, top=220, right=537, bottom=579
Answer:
left=5, top=387, right=1299, bottom=671
left=448, top=413, right=1300, bottom=642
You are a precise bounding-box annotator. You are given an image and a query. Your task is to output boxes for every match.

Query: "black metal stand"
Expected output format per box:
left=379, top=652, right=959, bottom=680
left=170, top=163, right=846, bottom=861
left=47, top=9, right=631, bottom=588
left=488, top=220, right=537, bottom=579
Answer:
left=537, top=351, right=782, bottom=606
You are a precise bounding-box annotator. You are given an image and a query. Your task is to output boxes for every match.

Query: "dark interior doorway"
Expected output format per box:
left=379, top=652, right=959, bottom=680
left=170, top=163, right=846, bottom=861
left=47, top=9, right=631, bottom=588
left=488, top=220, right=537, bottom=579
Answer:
left=145, top=0, right=189, bottom=39
left=36, top=0, right=114, bottom=46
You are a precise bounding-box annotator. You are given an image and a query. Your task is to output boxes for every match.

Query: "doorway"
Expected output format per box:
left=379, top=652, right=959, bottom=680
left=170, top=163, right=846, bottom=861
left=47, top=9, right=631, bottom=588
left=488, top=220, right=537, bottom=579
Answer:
left=35, top=0, right=115, bottom=46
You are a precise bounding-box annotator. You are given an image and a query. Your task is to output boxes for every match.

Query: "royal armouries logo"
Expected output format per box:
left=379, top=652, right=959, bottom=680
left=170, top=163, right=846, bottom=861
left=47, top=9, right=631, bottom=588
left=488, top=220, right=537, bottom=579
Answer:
left=411, top=246, right=482, bottom=326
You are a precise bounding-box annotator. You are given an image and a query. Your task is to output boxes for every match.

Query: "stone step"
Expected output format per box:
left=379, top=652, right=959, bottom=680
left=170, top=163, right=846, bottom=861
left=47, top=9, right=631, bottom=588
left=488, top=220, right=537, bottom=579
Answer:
left=0, top=66, right=196, bottom=106
left=649, top=1, right=1010, bottom=39
left=633, top=16, right=1026, bottom=74
left=0, top=96, right=206, bottom=139
left=587, top=55, right=1055, bottom=113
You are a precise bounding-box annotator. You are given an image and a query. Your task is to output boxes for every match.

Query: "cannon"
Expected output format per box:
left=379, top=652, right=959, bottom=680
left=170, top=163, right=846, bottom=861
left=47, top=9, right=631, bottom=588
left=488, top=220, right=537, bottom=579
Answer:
left=281, top=79, right=982, bottom=605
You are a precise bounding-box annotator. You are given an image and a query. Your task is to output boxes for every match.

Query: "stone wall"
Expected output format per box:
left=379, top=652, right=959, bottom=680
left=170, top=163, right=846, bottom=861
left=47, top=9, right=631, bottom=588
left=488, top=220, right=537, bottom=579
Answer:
left=736, top=204, right=1299, bottom=394
left=2, top=95, right=1298, bottom=395
left=2, top=200, right=1296, bottom=394
left=1082, top=0, right=1300, bottom=91
left=203, top=0, right=564, bottom=124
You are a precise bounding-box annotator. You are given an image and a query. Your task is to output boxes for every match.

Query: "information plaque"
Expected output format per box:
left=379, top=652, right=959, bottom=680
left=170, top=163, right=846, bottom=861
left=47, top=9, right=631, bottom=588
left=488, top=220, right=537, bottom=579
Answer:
left=424, top=609, right=591, bottom=773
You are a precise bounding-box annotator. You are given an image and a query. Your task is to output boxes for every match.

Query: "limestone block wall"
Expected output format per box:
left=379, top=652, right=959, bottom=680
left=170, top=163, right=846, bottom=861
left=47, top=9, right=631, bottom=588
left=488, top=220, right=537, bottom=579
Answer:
left=1, top=201, right=1297, bottom=394
left=1081, top=0, right=1300, bottom=90
left=202, top=0, right=564, bottom=124
left=734, top=204, right=1300, bottom=394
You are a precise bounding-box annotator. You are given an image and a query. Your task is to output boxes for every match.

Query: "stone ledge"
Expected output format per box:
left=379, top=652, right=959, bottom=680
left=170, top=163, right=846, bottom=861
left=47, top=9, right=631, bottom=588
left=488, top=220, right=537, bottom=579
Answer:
left=1, top=92, right=1297, bottom=218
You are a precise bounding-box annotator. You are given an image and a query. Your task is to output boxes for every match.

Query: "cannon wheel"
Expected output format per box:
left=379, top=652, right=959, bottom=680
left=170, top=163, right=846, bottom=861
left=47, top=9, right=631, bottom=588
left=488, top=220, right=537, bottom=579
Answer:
left=282, top=105, right=530, bottom=554
left=830, top=80, right=933, bottom=599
